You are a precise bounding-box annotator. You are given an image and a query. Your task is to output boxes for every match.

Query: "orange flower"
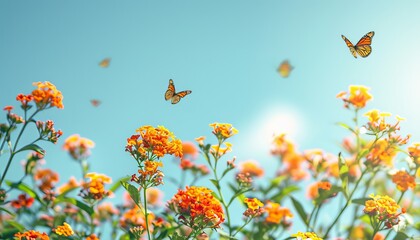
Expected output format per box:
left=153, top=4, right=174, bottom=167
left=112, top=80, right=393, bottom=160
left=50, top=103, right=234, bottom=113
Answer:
left=81, top=172, right=112, bottom=200
left=31, top=81, right=64, bottom=109
left=10, top=194, right=34, bottom=209
left=264, top=202, right=293, bottom=224
left=54, top=222, right=74, bottom=236
left=408, top=142, right=420, bottom=164
left=182, top=141, right=199, bottom=159
left=168, top=186, right=224, bottom=229
left=146, top=187, right=163, bottom=206
left=195, top=136, right=206, bottom=146
left=392, top=170, right=416, bottom=192
left=239, top=160, right=264, bottom=177
left=126, top=125, right=183, bottom=160
left=63, top=134, right=95, bottom=160
left=34, top=168, right=59, bottom=193
left=57, top=176, right=80, bottom=194
left=337, top=85, right=372, bottom=109
left=119, top=205, right=152, bottom=230
left=16, top=93, right=34, bottom=107
left=3, top=105, right=13, bottom=112
left=373, top=233, right=385, bottom=240
left=306, top=181, right=332, bottom=199
left=366, top=139, right=397, bottom=167
left=317, top=181, right=332, bottom=190
left=209, top=122, right=238, bottom=139
left=14, top=230, right=49, bottom=240
left=86, top=234, right=100, bottom=240
left=271, top=133, right=296, bottom=158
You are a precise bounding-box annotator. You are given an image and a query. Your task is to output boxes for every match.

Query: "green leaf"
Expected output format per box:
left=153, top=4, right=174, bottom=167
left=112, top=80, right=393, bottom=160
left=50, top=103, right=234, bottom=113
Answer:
left=5, top=220, right=25, bottom=231
left=352, top=198, right=370, bottom=205
left=119, top=233, right=131, bottom=240
left=5, top=180, right=45, bottom=205
left=121, top=181, right=140, bottom=205
left=290, top=196, right=308, bottom=227
left=109, top=176, right=131, bottom=193
left=0, top=206, right=15, bottom=216
left=209, top=179, right=220, bottom=189
left=54, top=197, right=94, bottom=216
left=336, top=122, right=356, bottom=134
left=15, top=143, right=45, bottom=155
left=271, top=185, right=300, bottom=202
left=393, top=232, right=409, bottom=240
left=218, top=229, right=238, bottom=239
left=356, top=148, right=369, bottom=161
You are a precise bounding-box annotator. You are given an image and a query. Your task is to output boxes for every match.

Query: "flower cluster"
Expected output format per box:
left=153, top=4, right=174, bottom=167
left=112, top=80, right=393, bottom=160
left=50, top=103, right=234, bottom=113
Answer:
left=392, top=170, right=416, bottom=192
left=364, top=194, right=405, bottom=229
left=264, top=202, right=293, bottom=226
left=243, top=198, right=265, bottom=217
left=62, top=134, right=95, bottom=160
left=291, top=231, right=323, bottom=240
left=31, top=81, right=64, bottom=109
left=126, top=125, right=183, bottom=161
left=14, top=230, right=49, bottom=240
left=168, top=186, right=225, bottom=230
left=34, top=168, right=59, bottom=193
left=53, top=222, right=74, bottom=236
left=80, top=172, right=112, bottom=200
left=209, top=122, right=238, bottom=140
left=336, top=85, right=373, bottom=109
left=36, top=120, right=63, bottom=144
left=10, top=194, right=34, bottom=209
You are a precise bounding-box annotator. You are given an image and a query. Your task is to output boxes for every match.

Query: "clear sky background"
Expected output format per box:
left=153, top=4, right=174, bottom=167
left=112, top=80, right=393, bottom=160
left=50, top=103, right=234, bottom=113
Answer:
left=1, top=0, right=420, bottom=238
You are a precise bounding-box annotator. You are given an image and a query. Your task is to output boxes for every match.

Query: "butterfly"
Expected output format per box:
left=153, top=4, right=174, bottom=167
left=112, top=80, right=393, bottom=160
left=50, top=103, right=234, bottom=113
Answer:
left=277, top=60, right=293, bottom=78
left=90, top=99, right=101, bottom=107
left=99, top=58, right=111, bottom=68
left=164, top=79, right=192, bottom=104
left=341, top=31, right=375, bottom=58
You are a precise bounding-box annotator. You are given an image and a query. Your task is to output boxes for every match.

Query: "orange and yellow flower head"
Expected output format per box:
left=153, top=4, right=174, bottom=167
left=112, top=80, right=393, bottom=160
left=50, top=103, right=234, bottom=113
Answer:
left=14, top=230, right=50, bottom=240
left=264, top=201, right=293, bottom=226
left=168, top=186, right=225, bottom=230
left=63, top=134, right=95, bottom=161
left=337, top=85, right=372, bottom=109
left=243, top=198, right=265, bottom=217
left=239, top=160, right=264, bottom=177
left=80, top=172, right=112, bottom=201
left=53, top=222, right=74, bottom=236
left=31, top=81, right=64, bottom=109
left=364, top=194, right=404, bottom=229
left=291, top=231, right=323, bottom=240
left=392, top=170, right=416, bottom=192
left=126, top=125, right=183, bottom=161
left=209, top=122, right=238, bottom=140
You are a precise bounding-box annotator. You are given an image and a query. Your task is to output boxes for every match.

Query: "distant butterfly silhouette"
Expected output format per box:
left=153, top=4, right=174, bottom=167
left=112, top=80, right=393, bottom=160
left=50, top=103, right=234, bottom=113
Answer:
left=277, top=60, right=293, bottom=78
left=164, top=79, right=192, bottom=104
left=99, top=58, right=111, bottom=68
left=341, top=31, right=375, bottom=58
left=90, top=99, right=101, bottom=107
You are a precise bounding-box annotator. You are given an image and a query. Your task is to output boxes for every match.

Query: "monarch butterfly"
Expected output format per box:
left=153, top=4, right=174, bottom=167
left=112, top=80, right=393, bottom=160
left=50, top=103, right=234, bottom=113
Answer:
left=277, top=60, right=293, bottom=78
left=90, top=99, right=101, bottom=107
left=99, top=58, right=111, bottom=68
left=164, top=79, right=192, bottom=104
left=341, top=31, right=375, bottom=58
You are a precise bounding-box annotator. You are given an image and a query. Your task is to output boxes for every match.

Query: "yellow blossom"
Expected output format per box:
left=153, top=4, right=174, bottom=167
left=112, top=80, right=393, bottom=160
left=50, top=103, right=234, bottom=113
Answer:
left=291, top=231, right=323, bottom=240
left=54, top=222, right=74, bottom=236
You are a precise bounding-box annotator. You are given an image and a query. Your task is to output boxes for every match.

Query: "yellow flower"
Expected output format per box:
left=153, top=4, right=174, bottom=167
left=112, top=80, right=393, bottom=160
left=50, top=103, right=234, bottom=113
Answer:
left=408, top=142, right=420, bottom=164
left=392, top=170, right=416, bottom=192
left=364, top=194, right=399, bottom=215
left=366, top=139, right=397, bottom=167
left=337, top=85, right=372, bottom=109
left=209, top=122, right=238, bottom=139
left=63, top=134, right=95, bottom=160
left=291, top=231, right=323, bottom=240
left=244, top=198, right=264, bottom=211
left=81, top=173, right=112, bottom=200
left=210, top=142, right=232, bottom=158
left=54, top=222, right=74, bottom=236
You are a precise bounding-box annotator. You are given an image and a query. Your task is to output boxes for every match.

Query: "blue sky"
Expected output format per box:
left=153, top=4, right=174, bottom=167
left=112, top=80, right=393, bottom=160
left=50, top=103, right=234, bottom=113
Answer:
left=1, top=0, right=420, bottom=237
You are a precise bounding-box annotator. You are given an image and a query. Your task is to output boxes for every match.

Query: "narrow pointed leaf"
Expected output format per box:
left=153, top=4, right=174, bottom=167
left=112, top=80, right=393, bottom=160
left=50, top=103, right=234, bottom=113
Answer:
left=290, top=196, right=308, bottom=227
left=121, top=181, right=140, bottom=205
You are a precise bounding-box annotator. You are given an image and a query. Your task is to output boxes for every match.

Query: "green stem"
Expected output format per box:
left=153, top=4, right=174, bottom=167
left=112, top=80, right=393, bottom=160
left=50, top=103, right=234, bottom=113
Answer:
left=232, top=218, right=252, bottom=237
left=323, top=169, right=368, bottom=238
left=143, top=186, right=152, bottom=240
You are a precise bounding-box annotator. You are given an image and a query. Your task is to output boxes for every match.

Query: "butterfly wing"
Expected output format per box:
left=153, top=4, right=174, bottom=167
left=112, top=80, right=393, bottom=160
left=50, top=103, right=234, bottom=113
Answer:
left=341, top=35, right=358, bottom=58
left=99, top=58, right=111, bottom=68
left=277, top=60, right=293, bottom=78
left=354, top=31, right=374, bottom=58
left=165, top=79, right=176, bottom=101
left=171, top=90, right=192, bottom=104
